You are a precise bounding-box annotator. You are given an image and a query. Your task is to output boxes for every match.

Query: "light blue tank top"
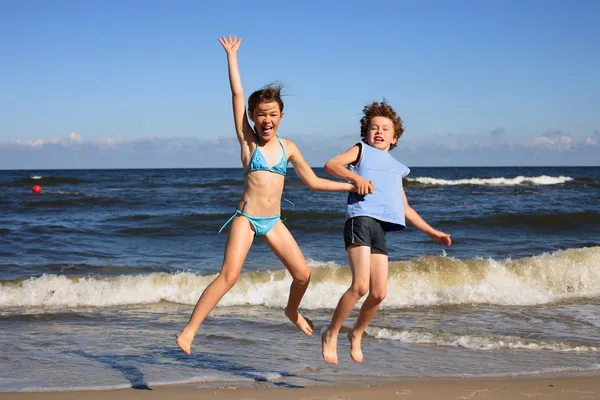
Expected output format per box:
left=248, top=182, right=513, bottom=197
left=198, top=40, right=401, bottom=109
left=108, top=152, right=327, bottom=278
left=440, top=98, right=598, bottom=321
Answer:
left=346, top=142, right=410, bottom=231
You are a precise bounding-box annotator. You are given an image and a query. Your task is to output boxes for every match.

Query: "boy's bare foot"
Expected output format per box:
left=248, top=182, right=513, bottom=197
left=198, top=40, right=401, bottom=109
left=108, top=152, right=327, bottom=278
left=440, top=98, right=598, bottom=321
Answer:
left=321, top=329, right=339, bottom=364
left=176, top=328, right=196, bottom=355
left=285, top=307, right=314, bottom=336
left=348, top=330, right=364, bottom=363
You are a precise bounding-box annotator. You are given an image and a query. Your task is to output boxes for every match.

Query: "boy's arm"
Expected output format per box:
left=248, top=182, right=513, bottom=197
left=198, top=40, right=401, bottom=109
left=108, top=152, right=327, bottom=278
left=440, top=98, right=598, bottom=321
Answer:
left=403, top=189, right=452, bottom=246
left=324, top=145, right=373, bottom=195
left=218, top=35, right=254, bottom=146
left=287, top=140, right=355, bottom=192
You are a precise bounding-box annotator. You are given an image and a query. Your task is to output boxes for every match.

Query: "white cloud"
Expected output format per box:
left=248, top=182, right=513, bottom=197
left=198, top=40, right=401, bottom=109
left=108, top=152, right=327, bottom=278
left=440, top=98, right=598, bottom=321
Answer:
left=531, top=135, right=575, bottom=149
left=211, top=135, right=238, bottom=146
left=69, top=132, right=82, bottom=143
left=50, top=131, right=83, bottom=146
left=543, top=128, right=570, bottom=138
left=95, top=137, right=123, bottom=148
left=1, top=130, right=598, bottom=169
left=14, top=138, right=44, bottom=148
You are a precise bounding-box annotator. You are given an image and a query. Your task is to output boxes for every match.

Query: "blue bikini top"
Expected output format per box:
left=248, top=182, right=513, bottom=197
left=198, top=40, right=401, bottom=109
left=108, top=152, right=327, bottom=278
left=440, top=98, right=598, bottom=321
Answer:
left=245, top=134, right=288, bottom=176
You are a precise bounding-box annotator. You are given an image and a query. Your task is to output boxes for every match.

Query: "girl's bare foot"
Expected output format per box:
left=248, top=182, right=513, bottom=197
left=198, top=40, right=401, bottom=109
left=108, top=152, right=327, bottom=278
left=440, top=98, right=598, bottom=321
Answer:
left=321, top=329, right=339, bottom=364
left=285, top=307, right=314, bottom=336
left=348, top=330, right=364, bottom=363
left=176, top=328, right=196, bottom=355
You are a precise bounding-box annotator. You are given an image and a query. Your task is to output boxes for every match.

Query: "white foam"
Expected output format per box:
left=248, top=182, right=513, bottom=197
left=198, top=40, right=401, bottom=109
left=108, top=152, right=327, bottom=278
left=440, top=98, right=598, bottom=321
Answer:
left=1, top=247, right=598, bottom=309
left=407, top=175, right=573, bottom=186
left=379, top=247, right=600, bottom=307
left=369, top=327, right=599, bottom=352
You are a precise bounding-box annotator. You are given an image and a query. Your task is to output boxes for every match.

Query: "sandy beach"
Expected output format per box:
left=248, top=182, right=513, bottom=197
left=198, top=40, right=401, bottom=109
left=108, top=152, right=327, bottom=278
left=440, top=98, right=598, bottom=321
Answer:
left=2, top=375, right=600, bottom=400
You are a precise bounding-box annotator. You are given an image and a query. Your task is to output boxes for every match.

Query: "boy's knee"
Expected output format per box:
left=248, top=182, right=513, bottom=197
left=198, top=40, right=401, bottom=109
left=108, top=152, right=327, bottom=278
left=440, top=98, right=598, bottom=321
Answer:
left=370, top=289, right=386, bottom=303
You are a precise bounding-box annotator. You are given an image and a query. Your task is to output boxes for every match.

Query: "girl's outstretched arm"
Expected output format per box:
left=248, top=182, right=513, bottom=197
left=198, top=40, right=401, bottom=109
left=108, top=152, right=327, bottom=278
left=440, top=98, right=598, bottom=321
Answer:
left=287, top=140, right=355, bottom=192
left=218, top=35, right=254, bottom=147
left=324, top=145, right=373, bottom=195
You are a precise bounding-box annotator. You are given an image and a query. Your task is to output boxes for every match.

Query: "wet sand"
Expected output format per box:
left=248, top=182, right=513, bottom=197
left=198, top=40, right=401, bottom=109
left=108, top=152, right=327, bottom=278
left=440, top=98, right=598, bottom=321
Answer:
left=2, top=374, right=599, bottom=400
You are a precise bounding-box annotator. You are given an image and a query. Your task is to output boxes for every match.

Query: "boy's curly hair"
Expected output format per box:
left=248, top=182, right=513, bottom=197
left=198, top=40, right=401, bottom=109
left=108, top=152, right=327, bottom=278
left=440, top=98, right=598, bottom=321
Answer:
left=248, top=82, right=284, bottom=114
left=360, top=99, right=404, bottom=150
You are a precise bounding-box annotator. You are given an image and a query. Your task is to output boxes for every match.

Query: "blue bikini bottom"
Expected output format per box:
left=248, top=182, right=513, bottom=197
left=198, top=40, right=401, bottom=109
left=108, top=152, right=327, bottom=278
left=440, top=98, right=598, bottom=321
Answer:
left=219, top=203, right=280, bottom=237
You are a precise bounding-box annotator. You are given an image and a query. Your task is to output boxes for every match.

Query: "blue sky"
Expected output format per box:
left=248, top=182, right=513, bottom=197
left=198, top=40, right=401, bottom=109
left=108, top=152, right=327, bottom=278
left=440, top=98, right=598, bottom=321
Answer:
left=1, top=0, right=599, bottom=168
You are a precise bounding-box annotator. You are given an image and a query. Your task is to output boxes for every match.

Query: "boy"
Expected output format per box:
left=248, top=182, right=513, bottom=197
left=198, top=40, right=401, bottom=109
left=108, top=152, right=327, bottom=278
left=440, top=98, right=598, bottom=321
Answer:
left=321, top=100, right=451, bottom=364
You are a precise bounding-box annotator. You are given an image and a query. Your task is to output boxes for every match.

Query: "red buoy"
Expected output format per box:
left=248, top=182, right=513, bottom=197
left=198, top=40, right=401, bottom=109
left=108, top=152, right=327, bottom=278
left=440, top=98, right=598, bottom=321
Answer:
left=32, top=185, right=42, bottom=194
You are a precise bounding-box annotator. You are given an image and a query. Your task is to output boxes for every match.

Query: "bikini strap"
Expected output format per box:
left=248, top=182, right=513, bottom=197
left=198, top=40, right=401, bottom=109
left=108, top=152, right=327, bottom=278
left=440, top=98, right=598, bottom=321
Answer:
left=218, top=200, right=250, bottom=233
left=218, top=212, right=237, bottom=234
left=276, top=135, right=287, bottom=160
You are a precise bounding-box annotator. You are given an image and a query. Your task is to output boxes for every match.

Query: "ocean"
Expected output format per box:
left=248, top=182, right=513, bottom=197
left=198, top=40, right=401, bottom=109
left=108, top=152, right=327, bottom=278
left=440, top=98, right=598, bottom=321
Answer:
left=1, top=166, right=599, bottom=391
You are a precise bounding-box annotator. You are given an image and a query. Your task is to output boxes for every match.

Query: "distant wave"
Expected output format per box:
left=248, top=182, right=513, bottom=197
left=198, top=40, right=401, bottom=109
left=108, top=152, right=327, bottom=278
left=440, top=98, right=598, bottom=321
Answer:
left=18, top=196, right=131, bottom=210
left=7, top=176, right=82, bottom=186
left=1, top=247, right=599, bottom=309
left=192, top=178, right=243, bottom=188
left=120, top=179, right=244, bottom=189
left=438, top=211, right=600, bottom=229
left=106, top=210, right=344, bottom=237
left=406, top=175, right=573, bottom=186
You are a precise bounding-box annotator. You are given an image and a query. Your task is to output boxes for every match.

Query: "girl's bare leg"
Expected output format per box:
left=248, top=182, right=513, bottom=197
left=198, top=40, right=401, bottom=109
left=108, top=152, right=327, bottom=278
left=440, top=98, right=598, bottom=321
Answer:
left=321, top=245, right=371, bottom=364
left=348, top=253, right=388, bottom=362
left=176, top=216, right=255, bottom=355
left=263, top=221, right=314, bottom=336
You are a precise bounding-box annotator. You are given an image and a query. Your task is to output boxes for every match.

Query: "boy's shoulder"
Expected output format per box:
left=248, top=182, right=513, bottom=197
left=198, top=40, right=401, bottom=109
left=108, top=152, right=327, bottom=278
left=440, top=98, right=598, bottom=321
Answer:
left=359, top=143, right=410, bottom=176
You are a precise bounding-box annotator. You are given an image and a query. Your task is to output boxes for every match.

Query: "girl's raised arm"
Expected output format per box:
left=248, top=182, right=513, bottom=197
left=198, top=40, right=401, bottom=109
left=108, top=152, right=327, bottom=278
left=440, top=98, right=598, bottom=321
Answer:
left=218, top=35, right=254, bottom=146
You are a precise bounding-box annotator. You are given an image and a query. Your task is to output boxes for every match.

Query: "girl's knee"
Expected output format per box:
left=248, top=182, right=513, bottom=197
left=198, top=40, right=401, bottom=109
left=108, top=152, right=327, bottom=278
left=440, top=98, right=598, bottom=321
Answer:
left=219, top=269, right=240, bottom=288
left=350, top=282, right=369, bottom=297
left=292, top=269, right=311, bottom=285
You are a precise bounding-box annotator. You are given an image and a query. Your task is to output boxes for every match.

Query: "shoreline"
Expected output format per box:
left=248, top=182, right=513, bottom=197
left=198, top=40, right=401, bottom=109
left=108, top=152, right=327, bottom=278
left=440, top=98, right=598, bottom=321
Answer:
left=2, top=372, right=600, bottom=400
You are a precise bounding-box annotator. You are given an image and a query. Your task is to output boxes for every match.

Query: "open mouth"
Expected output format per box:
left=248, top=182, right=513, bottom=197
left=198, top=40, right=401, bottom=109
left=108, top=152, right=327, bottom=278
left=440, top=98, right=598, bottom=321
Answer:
left=262, top=126, right=273, bottom=135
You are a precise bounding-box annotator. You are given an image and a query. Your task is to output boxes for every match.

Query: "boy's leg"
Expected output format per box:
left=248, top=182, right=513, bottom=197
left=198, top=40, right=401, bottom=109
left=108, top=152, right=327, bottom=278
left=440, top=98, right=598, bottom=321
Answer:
left=263, top=220, right=314, bottom=336
left=348, top=252, right=388, bottom=362
left=176, top=216, right=255, bottom=355
left=322, top=244, right=371, bottom=364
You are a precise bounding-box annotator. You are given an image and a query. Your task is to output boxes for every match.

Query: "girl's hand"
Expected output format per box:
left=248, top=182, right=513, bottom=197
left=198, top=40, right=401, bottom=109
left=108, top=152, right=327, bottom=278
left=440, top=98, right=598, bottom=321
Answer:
left=218, top=34, right=242, bottom=55
left=352, top=177, right=373, bottom=195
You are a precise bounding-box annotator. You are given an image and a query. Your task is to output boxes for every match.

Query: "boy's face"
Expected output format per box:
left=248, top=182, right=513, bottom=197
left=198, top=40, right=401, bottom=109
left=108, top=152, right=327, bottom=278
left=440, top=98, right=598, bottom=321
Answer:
left=250, top=101, right=283, bottom=142
left=367, top=116, right=397, bottom=151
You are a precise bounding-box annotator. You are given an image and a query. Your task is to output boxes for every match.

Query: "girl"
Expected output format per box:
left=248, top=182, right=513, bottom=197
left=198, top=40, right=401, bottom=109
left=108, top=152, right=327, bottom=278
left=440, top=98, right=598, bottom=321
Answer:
left=176, top=35, right=358, bottom=355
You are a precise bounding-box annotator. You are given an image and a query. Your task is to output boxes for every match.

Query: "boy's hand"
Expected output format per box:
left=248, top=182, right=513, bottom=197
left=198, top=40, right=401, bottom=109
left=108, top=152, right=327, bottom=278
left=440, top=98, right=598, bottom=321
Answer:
left=352, top=177, right=373, bottom=195
left=218, top=35, right=242, bottom=55
left=427, top=230, right=451, bottom=246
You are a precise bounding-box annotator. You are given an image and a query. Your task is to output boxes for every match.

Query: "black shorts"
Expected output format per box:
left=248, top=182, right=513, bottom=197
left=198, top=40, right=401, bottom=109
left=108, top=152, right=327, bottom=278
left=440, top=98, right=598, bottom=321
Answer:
left=343, top=216, right=388, bottom=255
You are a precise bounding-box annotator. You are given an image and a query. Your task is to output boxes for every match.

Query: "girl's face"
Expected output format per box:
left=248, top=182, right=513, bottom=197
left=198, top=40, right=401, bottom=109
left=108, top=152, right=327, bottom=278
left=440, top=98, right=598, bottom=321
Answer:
left=250, top=101, right=283, bottom=142
left=367, top=116, right=397, bottom=151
